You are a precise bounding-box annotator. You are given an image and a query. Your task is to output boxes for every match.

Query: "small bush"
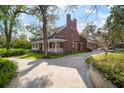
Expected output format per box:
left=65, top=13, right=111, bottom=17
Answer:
left=83, top=48, right=92, bottom=52
left=0, top=58, right=17, bottom=87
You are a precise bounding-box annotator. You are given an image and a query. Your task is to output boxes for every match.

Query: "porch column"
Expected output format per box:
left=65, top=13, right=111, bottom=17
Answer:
left=55, top=41, right=57, bottom=53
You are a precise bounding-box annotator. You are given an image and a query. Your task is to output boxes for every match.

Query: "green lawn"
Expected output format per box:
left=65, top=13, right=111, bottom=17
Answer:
left=86, top=50, right=124, bottom=88
left=19, top=51, right=90, bottom=59
left=18, top=52, right=75, bottom=59
left=19, top=53, right=42, bottom=59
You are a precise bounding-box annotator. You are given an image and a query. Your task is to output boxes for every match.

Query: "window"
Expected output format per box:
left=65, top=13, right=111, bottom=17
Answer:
left=72, top=42, right=74, bottom=48
left=49, top=42, right=52, bottom=48
left=72, top=42, right=78, bottom=49
left=35, top=43, right=38, bottom=48
left=49, top=42, right=55, bottom=48
left=32, top=44, right=34, bottom=48
left=60, top=42, right=63, bottom=48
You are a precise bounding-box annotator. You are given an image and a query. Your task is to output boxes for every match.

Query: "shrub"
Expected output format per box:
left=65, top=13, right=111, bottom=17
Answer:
left=0, top=58, right=17, bottom=87
left=83, top=48, right=92, bottom=52
left=0, top=48, right=30, bottom=57
left=86, top=52, right=124, bottom=87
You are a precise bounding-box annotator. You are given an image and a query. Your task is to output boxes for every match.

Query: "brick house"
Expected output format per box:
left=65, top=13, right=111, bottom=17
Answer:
left=31, top=14, right=97, bottom=53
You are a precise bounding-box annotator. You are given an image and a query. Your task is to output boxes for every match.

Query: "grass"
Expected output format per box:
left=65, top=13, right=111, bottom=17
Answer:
left=19, top=53, right=42, bottom=59
left=0, top=57, right=17, bottom=87
left=18, top=52, right=74, bottom=59
left=0, top=48, right=91, bottom=59
left=86, top=50, right=124, bottom=88
left=19, top=51, right=90, bottom=59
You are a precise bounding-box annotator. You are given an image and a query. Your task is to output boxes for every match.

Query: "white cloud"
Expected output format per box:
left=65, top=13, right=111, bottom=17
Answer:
left=78, top=22, right=86, bottom=32
left=100, top=20, right=106, bottom=27
left=98, top=12, right=110, bottom=19
left=93, top=21, right=97, bottom=25
left=79, top=22, right=85, bottom=26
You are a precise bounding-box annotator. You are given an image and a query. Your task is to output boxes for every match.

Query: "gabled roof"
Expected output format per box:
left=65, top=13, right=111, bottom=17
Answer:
left=80, top=34, right=97, bottom=43
left=51, top=25, right=66, bottom=33
left=31, top=25, right=66, bottom=42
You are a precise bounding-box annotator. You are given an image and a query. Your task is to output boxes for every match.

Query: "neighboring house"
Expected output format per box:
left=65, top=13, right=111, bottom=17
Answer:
left=31, top=14, right=97, bottom=53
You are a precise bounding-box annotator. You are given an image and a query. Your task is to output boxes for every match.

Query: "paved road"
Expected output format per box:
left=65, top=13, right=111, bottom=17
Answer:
left=7, top=50, right=102, bottom=88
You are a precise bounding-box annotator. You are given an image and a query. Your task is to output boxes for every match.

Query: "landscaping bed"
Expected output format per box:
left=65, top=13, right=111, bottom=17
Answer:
left=86, top=51, right=124, bottom=88
left=0, top=57, right=17, bottom=87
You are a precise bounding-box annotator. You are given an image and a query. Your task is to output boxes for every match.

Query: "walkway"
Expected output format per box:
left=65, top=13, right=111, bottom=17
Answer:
left=7, top=50, right=102, bottom=88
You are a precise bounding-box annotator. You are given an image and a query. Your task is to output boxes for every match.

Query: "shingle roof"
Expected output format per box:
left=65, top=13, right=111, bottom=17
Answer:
left=52, top=25, right=66, bottom=33
left=31, top=25, right=66, bottom=42
left=80, top=34, right=97, bottom=43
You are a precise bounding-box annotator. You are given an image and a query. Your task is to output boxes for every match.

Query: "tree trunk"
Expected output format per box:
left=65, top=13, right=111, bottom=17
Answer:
left=43, top=16, right=48, bottom=58
left=4, top=12, right=16, bottom=51
left=6, top=37, right=11, bottom=50
left=42, top=9, right=48, bottom=58
left=104, top=48, right=108, bottom=62
left=4, top=20, right=10, bottom=51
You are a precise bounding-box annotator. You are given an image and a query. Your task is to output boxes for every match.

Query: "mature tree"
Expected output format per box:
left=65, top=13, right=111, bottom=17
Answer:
left=38, top=5, right=50, bottom=58
left=0, top=5, right=28, bottom=50
left=104, top=5, right=124, bottom=45
left=81, top=22, right=97, bottom=40
left=11, top=33, right=30, bottom=48
left=96, top=30, right=113, bottom=55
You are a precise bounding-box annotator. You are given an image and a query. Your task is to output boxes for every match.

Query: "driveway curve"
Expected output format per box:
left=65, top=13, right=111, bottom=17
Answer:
left=7, top=50, right=102, bottom=88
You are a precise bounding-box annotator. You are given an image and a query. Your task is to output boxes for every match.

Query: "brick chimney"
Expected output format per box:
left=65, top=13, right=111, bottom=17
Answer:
left=73, top=18, right=77, bottom=30
left=67, top=14, right=71, bottom=26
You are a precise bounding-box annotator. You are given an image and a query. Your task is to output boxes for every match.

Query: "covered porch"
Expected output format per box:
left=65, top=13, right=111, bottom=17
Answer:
left=31, top=38, right=66, bottom=53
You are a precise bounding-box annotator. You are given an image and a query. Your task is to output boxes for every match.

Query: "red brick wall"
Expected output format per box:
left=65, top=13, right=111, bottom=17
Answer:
left=56, top=14, right=80, bottom=52
left=79, top=36, right=87, bottom=50
left=87, top=42, right=97, bottom=50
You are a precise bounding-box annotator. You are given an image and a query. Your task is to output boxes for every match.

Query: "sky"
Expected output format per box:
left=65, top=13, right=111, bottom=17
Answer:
left=19, top=5, right=110, bottom=36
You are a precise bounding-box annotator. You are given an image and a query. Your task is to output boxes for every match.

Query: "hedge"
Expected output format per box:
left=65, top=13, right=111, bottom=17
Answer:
left=0, top=48, right=30, bottom=57
left=86, top=51, right=124, bottom=88
left=0, top=58, right=17, bottom=87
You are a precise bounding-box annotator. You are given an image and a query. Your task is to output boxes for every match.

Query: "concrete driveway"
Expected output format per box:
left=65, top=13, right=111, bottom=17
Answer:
left=7, top=50, right=102, bottom=88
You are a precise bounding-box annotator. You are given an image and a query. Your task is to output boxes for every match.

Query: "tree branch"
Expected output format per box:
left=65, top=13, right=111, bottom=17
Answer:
left=29, top=31, right=41, bottom=36
left=87, top=6, right=97, bottom=18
